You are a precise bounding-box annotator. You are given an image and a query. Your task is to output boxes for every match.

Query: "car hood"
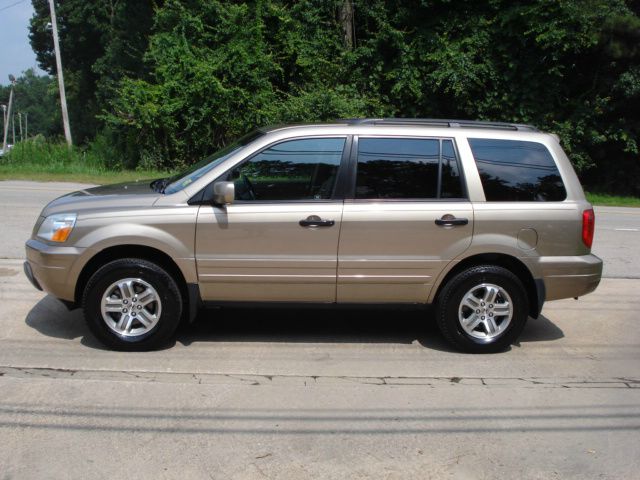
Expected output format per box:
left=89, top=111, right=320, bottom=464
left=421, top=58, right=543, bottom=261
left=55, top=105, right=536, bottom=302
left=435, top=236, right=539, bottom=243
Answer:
left=40, top=180, right=163, bottom=217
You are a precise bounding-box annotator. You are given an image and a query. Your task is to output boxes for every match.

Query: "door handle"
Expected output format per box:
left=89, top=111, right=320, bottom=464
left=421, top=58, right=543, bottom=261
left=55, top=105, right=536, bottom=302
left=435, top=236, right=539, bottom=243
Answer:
left=299, top=215, right=335, bottom=227
left=435, top=215, right=469, bottom=227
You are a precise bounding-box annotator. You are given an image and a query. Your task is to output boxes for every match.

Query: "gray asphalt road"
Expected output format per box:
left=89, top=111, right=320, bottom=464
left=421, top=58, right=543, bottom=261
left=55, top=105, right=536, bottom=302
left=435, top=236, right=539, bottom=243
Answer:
left=1, top=181, right=639, bottom=479
left=1, top=181, right=97, bottom=260
left=592, top=206, right=640, bottom=278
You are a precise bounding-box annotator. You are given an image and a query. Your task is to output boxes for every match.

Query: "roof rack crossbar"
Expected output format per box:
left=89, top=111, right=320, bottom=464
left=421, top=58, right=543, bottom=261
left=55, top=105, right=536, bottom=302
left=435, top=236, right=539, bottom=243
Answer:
left=343, top=118, right=539, bottom=132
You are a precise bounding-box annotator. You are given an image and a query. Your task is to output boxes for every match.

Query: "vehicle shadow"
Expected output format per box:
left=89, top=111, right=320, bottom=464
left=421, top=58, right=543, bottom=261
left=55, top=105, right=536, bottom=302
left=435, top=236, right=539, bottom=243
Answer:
left=25, top=295, right=564, bottom=352
left=179, top=306, right=449, bottom=349
left=518, top=314, right=565, bottom=343
left=179, top=306, right=565, bottom=353
left=24, top=295, right=107, bottom=349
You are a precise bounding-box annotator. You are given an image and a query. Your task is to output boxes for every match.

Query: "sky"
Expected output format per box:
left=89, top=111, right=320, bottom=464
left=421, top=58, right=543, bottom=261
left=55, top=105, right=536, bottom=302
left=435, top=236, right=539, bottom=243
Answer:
left=0, top=0, right=47, bottom=85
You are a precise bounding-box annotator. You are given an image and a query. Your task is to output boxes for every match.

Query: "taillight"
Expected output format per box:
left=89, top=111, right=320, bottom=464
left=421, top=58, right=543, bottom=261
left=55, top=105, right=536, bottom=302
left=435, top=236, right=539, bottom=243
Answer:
left=582, top=208, right=595, bottom=248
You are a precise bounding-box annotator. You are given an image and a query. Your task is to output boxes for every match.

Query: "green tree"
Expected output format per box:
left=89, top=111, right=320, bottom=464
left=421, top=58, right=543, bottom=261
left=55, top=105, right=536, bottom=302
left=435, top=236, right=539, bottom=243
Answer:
left=0, top=69, right=59, bottom=138
left=27, top=0, right=640, bottom=194
left=104, top=0, right=378, bottom=168
left=28, top=0, right=158, bottom=143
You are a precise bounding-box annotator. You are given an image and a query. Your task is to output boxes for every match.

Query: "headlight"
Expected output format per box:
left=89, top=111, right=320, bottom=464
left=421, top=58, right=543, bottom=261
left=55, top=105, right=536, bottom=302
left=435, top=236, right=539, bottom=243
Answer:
left=37, top=213, right=77, bottom=243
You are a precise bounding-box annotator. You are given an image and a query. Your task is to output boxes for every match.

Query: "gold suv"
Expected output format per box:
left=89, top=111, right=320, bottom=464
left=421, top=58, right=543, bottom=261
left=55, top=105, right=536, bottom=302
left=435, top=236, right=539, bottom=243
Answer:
left=24, top=119, right=602, bottom=352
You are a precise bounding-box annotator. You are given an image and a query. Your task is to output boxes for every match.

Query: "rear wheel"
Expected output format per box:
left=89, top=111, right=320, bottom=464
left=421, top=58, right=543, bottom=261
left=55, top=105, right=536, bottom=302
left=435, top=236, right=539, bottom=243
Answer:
left=82, top=258, right=182, bottom=351
left=436, top=265, right=529, bottom=353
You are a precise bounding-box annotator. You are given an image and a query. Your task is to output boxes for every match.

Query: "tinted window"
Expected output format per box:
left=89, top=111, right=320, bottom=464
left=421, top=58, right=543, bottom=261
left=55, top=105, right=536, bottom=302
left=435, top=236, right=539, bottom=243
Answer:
left=469, top=138, right=566, bottom=201
left=355, top=138, right=464, bottom=199
left=356, top=138, right=439, bottom=198
left=164, top=130, right=264, bottom=194
left=228, top=138, right=344, bottom=201
left=441, top=140, right=463, bottom=199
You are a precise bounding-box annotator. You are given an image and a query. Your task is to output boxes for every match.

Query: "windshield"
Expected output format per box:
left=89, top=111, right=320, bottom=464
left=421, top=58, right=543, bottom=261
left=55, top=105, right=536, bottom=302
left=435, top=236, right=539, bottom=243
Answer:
left=162, top=129, right=265, bottom=194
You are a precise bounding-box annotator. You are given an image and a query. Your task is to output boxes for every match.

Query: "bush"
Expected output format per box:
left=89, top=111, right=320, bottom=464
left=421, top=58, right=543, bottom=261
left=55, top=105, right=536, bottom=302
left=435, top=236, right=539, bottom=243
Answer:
left=2, top=138, right=106, bottom=174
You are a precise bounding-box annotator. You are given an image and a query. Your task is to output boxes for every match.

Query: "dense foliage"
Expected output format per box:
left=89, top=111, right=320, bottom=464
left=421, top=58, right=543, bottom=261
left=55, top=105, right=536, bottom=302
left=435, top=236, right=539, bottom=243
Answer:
left=0, top=69, right=59, bottom=139
left=29, top=0, right=157, bottom=144
left=27, top=0, right=640, bottom=194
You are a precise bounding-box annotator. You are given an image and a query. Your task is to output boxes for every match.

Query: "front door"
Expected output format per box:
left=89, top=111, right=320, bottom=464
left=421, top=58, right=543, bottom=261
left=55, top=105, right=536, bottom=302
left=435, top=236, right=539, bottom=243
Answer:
left=195, top=137, right=347, bottom=302
left=337, top=136, right=474, bottom=303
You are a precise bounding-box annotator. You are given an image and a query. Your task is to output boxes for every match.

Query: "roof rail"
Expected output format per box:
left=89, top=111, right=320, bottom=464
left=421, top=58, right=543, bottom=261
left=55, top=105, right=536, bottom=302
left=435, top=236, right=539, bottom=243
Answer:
left=342, top=118, right=539, bottom=132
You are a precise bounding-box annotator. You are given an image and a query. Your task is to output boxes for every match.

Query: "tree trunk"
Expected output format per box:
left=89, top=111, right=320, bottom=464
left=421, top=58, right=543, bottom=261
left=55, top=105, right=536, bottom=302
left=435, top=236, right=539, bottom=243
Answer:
left=339, top=0, right=355, bottom=49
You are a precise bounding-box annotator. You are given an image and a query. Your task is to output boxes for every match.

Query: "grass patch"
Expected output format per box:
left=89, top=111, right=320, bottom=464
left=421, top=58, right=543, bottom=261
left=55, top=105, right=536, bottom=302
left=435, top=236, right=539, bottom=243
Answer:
left=0, top=169, right=165, bottom=185
left=586, top=192, right=640, bottom=208
left=0, top=139, right=170, bottom=185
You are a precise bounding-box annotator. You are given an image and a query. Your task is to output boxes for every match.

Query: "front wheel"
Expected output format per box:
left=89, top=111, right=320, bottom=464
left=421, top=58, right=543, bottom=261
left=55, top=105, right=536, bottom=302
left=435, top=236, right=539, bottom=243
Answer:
left=436, top=265, right=529, bottom=353
left=82, top=258, right=183, bottom=351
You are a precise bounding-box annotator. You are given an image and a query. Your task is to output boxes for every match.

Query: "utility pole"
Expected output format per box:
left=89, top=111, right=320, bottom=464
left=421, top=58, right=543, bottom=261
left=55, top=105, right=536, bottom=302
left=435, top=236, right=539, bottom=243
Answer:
left=24, top=113, right=28, bottom=139
left=12, top=113, right=15, bottom=145
left=18, top=113, right=23, bottom=142
left=48, top=0, right=72, bottom=146
left=2, top=75, right=15, bottom=152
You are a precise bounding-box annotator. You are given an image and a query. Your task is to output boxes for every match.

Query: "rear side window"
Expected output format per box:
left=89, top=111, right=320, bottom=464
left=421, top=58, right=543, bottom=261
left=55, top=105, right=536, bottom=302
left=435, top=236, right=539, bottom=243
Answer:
left=355, top=138, right=464, bottom=199
left=468, top=138, right=566, bottom=201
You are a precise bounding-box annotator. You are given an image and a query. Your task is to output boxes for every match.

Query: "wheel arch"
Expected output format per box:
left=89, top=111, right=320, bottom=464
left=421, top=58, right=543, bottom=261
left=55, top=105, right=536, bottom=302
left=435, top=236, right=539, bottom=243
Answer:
left=74, top=245, right=197, bottom=319
left=431, top=253, right=543, bottom=319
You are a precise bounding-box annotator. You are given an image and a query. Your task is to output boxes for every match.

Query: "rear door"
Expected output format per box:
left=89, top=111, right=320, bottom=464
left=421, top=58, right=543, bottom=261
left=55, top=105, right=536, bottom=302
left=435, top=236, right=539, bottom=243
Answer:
left=337, top=136, right=473, bottom=303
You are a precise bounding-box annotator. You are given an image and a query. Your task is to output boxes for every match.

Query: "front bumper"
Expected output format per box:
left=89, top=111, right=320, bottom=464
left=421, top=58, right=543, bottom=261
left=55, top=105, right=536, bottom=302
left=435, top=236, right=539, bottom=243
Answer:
left=24, top=238, right=85, bottom=301
left=23, top=260, right=42, bottom=291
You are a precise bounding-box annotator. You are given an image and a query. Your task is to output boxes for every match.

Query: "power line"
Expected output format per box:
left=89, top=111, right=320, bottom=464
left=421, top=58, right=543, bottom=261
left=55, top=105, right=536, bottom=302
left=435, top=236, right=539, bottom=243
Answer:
left=0, top=0, right=27, bottom=13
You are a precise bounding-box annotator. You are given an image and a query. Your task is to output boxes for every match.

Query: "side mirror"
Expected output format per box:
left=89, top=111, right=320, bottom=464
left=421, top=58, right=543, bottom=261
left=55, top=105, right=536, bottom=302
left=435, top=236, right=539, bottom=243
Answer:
left=213, top=181, right=235, bottom=205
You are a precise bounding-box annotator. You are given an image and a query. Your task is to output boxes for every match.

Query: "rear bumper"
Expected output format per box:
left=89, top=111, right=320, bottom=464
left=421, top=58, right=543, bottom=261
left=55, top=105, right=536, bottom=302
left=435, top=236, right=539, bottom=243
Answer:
left=24, top=238, right=85, bottom=301
left=534, top=254, right=603, bottom=301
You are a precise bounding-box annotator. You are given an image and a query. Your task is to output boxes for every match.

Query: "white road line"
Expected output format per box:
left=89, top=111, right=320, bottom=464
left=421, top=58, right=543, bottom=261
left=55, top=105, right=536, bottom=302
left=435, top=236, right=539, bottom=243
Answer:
left=596, top=211, right=640, bottom=216
left=614, top=228, right=640, bottom=232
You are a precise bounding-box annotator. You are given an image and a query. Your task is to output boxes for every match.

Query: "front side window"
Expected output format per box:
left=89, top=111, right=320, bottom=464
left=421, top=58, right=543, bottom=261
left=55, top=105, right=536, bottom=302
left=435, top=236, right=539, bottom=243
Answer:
left=164, top=129, right=264, bottom=195
left=355, top=138, right=464, bottom=199
left=468, top=138, right=566, bottom=201
left=228, top=137, right=345, bottom=201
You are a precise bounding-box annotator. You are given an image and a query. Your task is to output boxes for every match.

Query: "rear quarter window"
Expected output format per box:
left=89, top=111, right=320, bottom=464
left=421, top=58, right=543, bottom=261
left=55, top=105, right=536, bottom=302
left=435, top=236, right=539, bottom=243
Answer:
left=468, top=138, right=566, bottom=201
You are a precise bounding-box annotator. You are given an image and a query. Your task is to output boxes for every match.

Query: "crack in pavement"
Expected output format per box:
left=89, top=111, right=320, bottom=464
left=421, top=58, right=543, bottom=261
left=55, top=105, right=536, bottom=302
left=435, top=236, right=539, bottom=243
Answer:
left=0, top=365, right=637, bottom=389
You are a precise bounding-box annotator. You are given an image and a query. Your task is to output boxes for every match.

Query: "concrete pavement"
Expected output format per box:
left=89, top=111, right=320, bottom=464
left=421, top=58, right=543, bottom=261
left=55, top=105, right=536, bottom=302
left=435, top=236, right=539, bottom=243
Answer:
left=0, top=181, right=639, bottom=479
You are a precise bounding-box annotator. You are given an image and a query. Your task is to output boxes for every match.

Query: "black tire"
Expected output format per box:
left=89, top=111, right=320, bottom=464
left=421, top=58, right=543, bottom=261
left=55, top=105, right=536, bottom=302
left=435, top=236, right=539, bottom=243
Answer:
left=82, top=258, right=183, bottom=351
left=436, top=265, right=529, bottom=353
